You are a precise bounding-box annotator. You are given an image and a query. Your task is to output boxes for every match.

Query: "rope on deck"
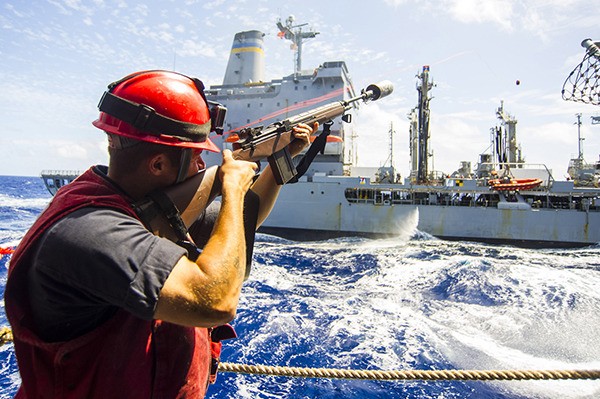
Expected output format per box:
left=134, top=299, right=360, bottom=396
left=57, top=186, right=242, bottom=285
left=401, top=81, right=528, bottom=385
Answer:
left=219, top=362, right=600, bottom=381
left=1, top=328, right=598, bottom=382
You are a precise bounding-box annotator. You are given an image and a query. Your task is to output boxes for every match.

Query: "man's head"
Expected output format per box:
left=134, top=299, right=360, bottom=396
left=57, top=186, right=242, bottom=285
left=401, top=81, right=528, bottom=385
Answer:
left=93, top=70, right=226, bottom=183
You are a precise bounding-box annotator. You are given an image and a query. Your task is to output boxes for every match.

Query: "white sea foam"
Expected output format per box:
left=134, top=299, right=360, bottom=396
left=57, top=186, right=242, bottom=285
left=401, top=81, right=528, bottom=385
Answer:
left=0, top=194, right=49, bottom=210
left=239, top=237, right=600, bottom=398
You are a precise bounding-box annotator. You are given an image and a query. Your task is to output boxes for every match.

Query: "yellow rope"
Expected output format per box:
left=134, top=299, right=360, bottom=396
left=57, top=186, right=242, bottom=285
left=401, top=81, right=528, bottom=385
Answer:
left=1, top=328, right=598, bottom=382
left=219, top=363, right=600, bottom=381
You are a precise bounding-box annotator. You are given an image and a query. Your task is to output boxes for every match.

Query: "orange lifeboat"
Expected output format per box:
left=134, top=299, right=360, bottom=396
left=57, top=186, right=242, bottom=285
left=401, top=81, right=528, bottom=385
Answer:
left=488, top=178, right=543, bottom=191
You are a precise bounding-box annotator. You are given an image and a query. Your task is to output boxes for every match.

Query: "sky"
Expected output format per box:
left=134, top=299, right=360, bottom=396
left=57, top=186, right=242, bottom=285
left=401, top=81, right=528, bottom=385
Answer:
left=0, top=0, right=599, bottom=179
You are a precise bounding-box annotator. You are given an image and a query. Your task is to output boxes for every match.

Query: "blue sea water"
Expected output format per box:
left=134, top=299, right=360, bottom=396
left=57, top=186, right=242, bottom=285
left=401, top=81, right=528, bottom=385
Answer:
left=1, top=175, right=600, bottom=398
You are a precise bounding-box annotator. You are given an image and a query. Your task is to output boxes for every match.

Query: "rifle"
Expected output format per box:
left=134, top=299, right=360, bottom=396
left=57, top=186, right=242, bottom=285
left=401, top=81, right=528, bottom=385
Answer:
left=230, top=80, right=393, bottom=184
left=134, top=81, right=393, bottom=275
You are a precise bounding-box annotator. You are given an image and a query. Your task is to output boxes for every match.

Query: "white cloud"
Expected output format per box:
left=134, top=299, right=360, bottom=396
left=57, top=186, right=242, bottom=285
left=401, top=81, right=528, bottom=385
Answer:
left=4, top=3, right=28, bottom=18
left=47, top=0, right=94, bottom=15
left=354, top=102, right=409, bottom=170
left=56, top=143, right=89, bottom=160
left=383, top=0, right=415, bottom=6
left=133, top=3, right=149, bottom=17
left=202, top=0, right=226, bottom=10
left=446, top=0, right=514, bottom=31
left=382, top=0, right=591, bottom=40
left=178, top=39, right=218, bottom=58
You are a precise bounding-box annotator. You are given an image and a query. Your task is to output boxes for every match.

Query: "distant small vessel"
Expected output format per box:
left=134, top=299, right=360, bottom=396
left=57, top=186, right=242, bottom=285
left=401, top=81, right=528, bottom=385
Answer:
left=40, top=170, right=81, bottom=196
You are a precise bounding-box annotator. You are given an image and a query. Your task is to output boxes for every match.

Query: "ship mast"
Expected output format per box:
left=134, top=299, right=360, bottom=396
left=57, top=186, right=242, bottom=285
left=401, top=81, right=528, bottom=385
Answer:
left=276, top=15, right=319, bottom=78
left=410, top=65, right=434, bottom=184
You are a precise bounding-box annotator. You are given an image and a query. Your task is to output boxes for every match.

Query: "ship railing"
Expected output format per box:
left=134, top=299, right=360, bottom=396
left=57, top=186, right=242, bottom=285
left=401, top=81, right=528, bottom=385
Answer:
left=40, top=170, right=83, bottom=177
left=343, top=186, right=600, bottom=212
left=344, top=187, right=498, bottom=208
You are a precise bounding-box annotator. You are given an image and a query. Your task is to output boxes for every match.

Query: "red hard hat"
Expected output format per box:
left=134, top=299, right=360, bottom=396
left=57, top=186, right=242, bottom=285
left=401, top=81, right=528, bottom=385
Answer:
left=92, top=70, right=221, bottom=152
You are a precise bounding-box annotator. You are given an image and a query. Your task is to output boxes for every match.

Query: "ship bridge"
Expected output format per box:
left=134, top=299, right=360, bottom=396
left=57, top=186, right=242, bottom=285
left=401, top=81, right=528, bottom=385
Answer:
left=203, top=28, right=357, bottom=178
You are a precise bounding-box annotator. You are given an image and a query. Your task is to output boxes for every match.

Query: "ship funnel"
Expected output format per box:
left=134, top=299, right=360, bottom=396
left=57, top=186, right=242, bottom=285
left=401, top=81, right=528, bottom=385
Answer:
left=223, top=30, right=265, bottom=85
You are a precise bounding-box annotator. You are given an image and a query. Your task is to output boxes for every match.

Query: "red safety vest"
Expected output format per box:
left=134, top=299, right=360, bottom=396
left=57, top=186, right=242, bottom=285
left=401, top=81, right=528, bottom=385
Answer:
left=5, top=166, right=215, bottom=398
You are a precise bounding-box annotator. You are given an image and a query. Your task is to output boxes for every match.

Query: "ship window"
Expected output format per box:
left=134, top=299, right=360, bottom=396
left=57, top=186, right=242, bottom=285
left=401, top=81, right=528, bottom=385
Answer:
left=246, top=119, right=250, bottom=123
left=277, top=102, right=280, bottom=107
left=260, top=103, right=263, bottom=107
left=303, top=86, right=307, bottom=90
left=247, top=103, right=250, bottom=108
left=295, top=86, right=298, bottom=91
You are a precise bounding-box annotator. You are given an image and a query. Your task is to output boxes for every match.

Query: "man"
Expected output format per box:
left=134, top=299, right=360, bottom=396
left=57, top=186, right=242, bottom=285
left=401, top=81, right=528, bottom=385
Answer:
left=4, top=70, right=316, bottom=398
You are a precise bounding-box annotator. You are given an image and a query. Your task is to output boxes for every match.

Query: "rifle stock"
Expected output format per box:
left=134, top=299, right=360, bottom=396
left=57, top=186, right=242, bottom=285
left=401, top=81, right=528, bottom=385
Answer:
left=135, top=166, right=221, bottom=242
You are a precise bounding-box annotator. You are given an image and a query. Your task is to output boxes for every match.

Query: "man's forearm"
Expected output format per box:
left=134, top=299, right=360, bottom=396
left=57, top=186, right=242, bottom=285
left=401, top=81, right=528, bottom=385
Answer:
left=250, top=165, right=282, bottom=227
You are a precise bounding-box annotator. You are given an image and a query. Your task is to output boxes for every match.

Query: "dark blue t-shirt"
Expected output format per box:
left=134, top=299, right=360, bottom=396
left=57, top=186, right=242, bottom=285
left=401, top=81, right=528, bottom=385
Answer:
left=27, top=203, right=219, bottom=342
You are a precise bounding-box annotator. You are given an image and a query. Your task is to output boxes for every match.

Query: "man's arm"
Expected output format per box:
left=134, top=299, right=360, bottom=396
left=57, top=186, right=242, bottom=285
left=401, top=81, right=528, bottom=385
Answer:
left=250, top=122, right=317, bottom=226
left=154, top=150, right=257, bottom=327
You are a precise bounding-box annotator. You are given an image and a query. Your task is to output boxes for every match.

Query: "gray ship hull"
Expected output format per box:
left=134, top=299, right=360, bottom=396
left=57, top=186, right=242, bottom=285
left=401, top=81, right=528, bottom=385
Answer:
left=261, top=177, right=418, bottom=239
left=260, top=176, right=600, bottom=247
left=418, top=203, right=598, bottom=247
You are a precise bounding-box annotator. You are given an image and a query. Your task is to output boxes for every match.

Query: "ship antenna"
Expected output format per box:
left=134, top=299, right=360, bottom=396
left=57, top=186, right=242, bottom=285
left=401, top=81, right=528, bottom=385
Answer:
left=575, top=113, right=584, bottom=161
left=383, top=122, right=395, bottom=169
left=276, top=15, right=319, bottom=78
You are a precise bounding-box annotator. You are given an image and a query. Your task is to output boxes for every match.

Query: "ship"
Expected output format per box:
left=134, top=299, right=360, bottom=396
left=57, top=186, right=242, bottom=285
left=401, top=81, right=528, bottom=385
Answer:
left=203, top=19, right=600, bottom=248
left=40, top=170, right=81, bottom=196
left=42, top=21, right=600, bottom=247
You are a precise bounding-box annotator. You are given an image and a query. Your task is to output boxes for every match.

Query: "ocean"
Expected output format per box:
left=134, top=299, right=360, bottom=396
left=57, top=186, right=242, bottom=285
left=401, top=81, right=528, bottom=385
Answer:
left=1, top=174, right=599, bottom=398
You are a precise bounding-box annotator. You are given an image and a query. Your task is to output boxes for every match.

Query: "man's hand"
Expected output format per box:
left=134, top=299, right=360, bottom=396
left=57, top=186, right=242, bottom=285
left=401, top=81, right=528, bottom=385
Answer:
left=288, top=122, right=319, bottom=157
left=219, top=149, right=258, bottom=199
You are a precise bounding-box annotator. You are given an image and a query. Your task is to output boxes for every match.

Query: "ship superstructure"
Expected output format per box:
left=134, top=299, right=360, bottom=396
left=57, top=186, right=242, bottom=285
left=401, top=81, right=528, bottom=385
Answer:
left=204, top=23, right=600, bottom=247
left=566, top=113, right=600, bottom=187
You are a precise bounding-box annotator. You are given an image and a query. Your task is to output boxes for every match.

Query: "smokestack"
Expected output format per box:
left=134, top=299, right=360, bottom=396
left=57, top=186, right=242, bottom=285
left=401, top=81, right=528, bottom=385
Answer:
left=223, top=30, right=265, bottom=85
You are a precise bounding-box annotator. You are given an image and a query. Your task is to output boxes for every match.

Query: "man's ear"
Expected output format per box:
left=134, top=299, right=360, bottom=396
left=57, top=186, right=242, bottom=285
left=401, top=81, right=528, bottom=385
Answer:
left=148, top=153, right=168, bottom=176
